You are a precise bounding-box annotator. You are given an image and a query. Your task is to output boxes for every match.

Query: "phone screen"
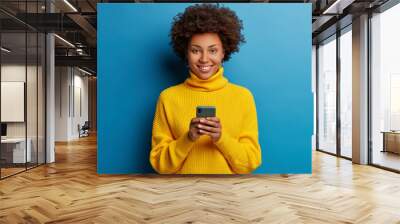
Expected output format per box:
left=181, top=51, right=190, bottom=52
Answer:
left=196, top=106, right=216, bottom=118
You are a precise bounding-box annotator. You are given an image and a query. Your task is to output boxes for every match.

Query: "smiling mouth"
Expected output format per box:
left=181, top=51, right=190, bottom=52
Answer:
left=197, top=65, right=213, bottom=73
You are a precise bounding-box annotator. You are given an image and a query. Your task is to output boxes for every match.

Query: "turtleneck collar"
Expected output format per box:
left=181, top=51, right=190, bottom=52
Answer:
left=184, top=67, right=228, bottom=92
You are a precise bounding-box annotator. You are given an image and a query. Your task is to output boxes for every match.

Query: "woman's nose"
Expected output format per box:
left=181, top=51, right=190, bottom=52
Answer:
left=199, top=52, right=209, bottom=63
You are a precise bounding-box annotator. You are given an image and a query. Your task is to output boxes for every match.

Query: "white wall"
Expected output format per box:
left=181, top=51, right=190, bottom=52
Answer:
left=1, top=65, right=41, bottom=138
left=1, top=65, right=26, bottom=132
left=55, top=66, right=69, bottom=141
left=1, top=64, right=46, bottom=163
left=55, top=67, right=89, bottom=141
left=70, top=71, right=89, bottom=139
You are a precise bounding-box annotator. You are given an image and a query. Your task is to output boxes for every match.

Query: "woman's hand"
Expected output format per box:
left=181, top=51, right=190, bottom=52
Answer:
left=197, top=117, right=222, bottom=143
left=188, top=118, right=202, bottom=141
left=188, top=117, right=222, bottom=142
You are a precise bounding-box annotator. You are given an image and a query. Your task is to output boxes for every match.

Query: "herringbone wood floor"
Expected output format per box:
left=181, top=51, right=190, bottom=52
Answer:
left=1, top=134, right=400, bottom=224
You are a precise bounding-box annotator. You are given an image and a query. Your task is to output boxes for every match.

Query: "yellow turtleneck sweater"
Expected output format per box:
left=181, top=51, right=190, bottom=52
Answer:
left=150, top=67, right=262, bottom=174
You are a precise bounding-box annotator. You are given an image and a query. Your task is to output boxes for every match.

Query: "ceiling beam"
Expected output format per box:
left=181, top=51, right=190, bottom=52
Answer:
left=67, top=13, right=97, bottom=46
left=55, top=55, right=96, bottom=71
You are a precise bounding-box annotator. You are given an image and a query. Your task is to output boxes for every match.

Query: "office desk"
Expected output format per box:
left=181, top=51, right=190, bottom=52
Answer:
left=1, top=138, right=31, bottom=163
left=381, top=131, right=400, bottom=154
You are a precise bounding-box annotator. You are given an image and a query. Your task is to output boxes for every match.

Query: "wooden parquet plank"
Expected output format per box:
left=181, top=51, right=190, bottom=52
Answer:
left=1, top=134, right=400, bottom=223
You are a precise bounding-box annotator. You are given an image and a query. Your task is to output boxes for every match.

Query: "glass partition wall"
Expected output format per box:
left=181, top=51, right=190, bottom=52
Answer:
left=317, top=26, right=353, bottom=159
left=339, top=26, right=352, bottom=159
left=0, top=31, right=27, bottom=177
left=370, top=3, right=400, bottom=171
left=316, top=0, right=400, bottom=172
left=317, top=35, right=337, bottom=155
left=0, top=1, right=46, bottom=179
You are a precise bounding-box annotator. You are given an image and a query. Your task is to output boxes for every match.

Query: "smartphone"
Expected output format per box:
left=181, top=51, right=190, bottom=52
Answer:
left=196, top=106, right=216, bottom=118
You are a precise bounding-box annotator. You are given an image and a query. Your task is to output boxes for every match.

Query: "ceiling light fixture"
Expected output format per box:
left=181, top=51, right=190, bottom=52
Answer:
left=1, top=47, right=11, bottom=53
left=63, top=0, right=78, bottom=12
left=78, top=67, right=93, bottom=76
left=76, top=48, right=85, bottom=56
left=323, top=0, right=342, bottom=14
left=322, top=0, right=354, bottom=15
left=54, top=34, right=75, bottom=48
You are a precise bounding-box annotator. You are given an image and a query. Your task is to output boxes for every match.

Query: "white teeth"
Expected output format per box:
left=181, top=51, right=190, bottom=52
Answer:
left=198, top=65, right=212, bottom=72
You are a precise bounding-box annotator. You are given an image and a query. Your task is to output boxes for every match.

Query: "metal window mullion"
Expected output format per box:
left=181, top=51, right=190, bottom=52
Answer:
left=44, top=0, right=49, bottom=165
left=36, top=0, right=39, bottom=167
left=367, top=11, right=373, bottom=165
left=316, top=44, right=320, bottom=150
left=25, top=0, right=28, bottom=171
left=44, top=34, right=47, bottom=165
left=336, top=29, right=341, bottom=157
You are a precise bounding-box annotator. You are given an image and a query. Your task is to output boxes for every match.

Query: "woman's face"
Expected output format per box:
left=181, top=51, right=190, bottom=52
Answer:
left=187, top=33, right=225, bottom=80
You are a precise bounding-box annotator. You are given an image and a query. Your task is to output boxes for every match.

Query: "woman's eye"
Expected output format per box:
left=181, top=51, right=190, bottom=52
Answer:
left=191, top=49, right=199, bottom=54
left=209, top=49, right=217, bottom=54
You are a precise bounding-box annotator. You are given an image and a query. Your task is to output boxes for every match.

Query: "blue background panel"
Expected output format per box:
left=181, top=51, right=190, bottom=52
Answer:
left=98, top=3, right=312, bottom=174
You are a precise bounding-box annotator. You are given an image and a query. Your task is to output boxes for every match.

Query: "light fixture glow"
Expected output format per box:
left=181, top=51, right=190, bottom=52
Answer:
left=54, top=34, right=75, bottom=48
left=63, top=0, right=78, bottom=12
left=1, top=47, right=11, bottom=53
left=78, top=67, right=93, bottom=76
left=322, top=0, right=355, bottom=15
left=323, top=0, right=342, bottom=14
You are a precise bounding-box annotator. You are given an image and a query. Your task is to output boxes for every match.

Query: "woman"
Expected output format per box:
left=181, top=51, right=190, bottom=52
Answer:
left=150, top=4, right=262, bottom=174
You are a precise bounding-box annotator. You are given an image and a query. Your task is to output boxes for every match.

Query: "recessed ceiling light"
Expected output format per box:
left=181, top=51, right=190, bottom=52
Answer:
left=1, top=47, right=11, bottom=53
left=322, top=0, right=354, bottom=15
left=63, top=0, right=78, bottom=12
left=54, top=34, right=75, bottom=48
left=78, top=67, right=93, bottom=76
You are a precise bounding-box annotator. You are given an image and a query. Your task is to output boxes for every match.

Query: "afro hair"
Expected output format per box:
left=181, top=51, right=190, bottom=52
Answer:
left=170, top=4, right=245, bottom=62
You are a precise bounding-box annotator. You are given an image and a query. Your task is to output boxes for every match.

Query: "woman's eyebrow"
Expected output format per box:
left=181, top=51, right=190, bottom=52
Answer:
left=190, top=44, right=218, bottom=48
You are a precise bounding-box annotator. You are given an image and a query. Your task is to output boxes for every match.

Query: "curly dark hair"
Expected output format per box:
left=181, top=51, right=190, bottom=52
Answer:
left=170, top=4, right=245, bottom=62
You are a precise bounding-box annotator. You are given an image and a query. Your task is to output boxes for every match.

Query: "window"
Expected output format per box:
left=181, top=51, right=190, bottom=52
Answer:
left=0, top=1, right=46, bottom=179
left=371, top=2, right=400, bottom=171
left=317, top=35, right=337, bottom=154
left=339, top=27, right=352, bottom=158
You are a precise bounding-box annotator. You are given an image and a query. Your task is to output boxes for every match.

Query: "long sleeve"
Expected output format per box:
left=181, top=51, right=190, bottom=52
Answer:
left=149, top=94, right=195, bottom=174
left=214, top=92, right=262, bottom=174
left=149, top=69, right=262, bottom=174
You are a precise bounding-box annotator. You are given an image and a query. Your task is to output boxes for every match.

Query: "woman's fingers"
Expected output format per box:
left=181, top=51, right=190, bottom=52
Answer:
left=198, top=129, right=221, bottom=142
left=199, top=117, right=220, bottom=128
left=206, top=117, right=219, bottom=122
left=192, top=117, right=221, bottom=141
left=191, top=118, right=202, bottom=124
left=198, top=129, right=216, bottom=136
left=197, top=124, right=220, bottom=133
left=197, top=118, right=222, bottom=142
